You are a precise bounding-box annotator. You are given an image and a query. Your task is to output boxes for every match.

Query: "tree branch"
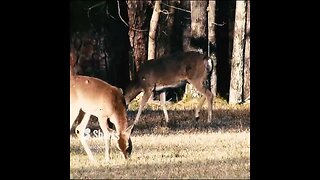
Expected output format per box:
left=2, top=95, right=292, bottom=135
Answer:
left=87, top=1, right=106, bottom=19
left=117, top=0, right=148, bottom=32
left=160, top=2, right=191, bottom=13
left=160, top=9, right=169, bottom=15
left=213, top=21, right=226, bottom=26
left=161, top=2, right=225, bottom=26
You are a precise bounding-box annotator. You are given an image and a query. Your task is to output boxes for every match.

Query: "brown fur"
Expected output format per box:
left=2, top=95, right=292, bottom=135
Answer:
left=124, top=51, right=214, bottom=124
left=70, top=71, right=134, bottom=162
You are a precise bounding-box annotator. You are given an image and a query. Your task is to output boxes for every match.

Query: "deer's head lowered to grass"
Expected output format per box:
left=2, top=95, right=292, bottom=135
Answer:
left=124, top=51, right=215, bottom=124
left=70, top=50, right=134, bottom=162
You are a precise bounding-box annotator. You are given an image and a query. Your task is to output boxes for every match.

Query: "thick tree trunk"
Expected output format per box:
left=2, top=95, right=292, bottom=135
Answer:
left=229, top=1, right=247, bottom=104
left=127, top=1, right=149, bottom=78
left=243, top=0, right=250, bottom=101
left=208, top=0, right=217, bottom=97
left=148, top=1, right=161, bottom=60
left=153, top=0, right=186, bottom=102
left=190, top=1, right=208, bottom=53
left=181, top=0, right=191, bottom=52
left=228, top=1, right=236, bottom=64
left=188, top=1, right=208, bottom=98
left=102, top=0, right=130, bottom=89
left=156, top=0, right=175, bottom=58
left=190, top=1, right=207, bottom=39
left=165, top=1, right=175, bottom=52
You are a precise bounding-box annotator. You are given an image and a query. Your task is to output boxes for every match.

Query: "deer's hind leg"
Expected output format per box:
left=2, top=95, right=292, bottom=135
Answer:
left=75, top=113, right=96, bottom=162
left=70, top=108, right=79, bottom=130
left=189, top=79, right=213, bottom=123
left=70, top=101, right=81, bottom=130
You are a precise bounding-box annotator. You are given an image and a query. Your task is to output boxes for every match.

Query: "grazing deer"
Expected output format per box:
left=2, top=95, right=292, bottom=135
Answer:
left=70, top=51, right=134, bottom=162
left=124, top=51, right=214, bottom=124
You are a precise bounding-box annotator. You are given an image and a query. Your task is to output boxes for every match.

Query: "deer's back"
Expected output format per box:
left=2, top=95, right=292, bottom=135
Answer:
left=138, top=51, right=208, bottom=86
left=70, top=75, right=125, bottom=117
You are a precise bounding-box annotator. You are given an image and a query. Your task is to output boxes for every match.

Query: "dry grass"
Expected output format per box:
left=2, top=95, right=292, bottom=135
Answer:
left=70, top=96, right=250, bottom=179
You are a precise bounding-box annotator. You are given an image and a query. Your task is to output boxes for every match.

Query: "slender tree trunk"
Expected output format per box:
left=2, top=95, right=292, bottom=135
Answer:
left=208, top=0, right=217, bottom=97
left=243, top=0, right=250, bottom=101
left=127, top=1, right=149, bottom=78
left=148, top=1, right=161, bottom=60
left=229, top=1, right=247, bottom=104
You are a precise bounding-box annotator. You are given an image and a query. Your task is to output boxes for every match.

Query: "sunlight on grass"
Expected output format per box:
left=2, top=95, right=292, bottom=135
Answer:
left=70, top=93, right=250, bottom=179
left=70, top=131, right=250, bottom=179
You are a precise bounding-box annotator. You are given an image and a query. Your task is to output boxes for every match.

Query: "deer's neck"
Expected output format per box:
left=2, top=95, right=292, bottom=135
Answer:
left=113, top=116, right=128, bottom=134
left=124, top=81, right=143, bottom=104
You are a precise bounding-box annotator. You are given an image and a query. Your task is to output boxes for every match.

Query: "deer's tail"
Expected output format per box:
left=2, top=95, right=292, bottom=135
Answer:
left=203, top=53, right=217, bottom=90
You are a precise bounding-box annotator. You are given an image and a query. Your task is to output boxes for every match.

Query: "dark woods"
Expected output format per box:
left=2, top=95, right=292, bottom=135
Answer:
left=70, top=0, right=243, bottom=101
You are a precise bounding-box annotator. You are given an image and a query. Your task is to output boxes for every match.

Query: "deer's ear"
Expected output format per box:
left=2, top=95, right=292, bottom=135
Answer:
left=119, top=88, right=123, bottom=94
left=125, top=124, right=134, bottom=136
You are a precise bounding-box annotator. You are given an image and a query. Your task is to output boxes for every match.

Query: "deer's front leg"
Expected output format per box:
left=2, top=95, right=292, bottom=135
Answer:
left=195, top=96, right=206, bottom=120
left=134, top=89, right=153, bottom=124
left=190, top=80, right=213, bottom=123
left=104, top=133, right=111, bottom=161
left=97, top=117, right=112, bottom=162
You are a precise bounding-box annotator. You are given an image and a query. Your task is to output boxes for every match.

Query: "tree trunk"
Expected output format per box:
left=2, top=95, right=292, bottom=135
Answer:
left=228, top=1, right=236, bottom=64
left=190, top=1, right=208, bottom=53
left=188, top=1, right=208, bottom=98
left=229, top=1, right=247, bottom=104
left=154, top=0, right=185, bottom=102
left=156, top=0, right=176, bottom=58
left=148, top=1, right=161, bottom=60
left=127, top=1, right=149, bottom=78
left=190, top=1, right=208, bottom=39
left=102, top=0, right=130, bottom=89
left=243, top=0, right=250, bottom=101
left=181, top=0, right=191, bottom=52
left=208, top=0, right=217, bottom=97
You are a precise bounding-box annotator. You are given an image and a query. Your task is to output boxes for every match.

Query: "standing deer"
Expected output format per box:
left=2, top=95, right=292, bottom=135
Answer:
left=124, top=51, right=214, bottom=124
left=70, top=50, right=134, bottom=162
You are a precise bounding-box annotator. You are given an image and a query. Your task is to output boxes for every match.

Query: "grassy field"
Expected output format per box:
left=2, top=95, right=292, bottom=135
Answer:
left=70, top=96, right=250, bottom=179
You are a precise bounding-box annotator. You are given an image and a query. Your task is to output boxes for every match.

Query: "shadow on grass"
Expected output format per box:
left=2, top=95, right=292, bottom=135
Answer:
left=71, top=108, right=250, bottom=136
left=70, top=156, right=250, bottom=179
